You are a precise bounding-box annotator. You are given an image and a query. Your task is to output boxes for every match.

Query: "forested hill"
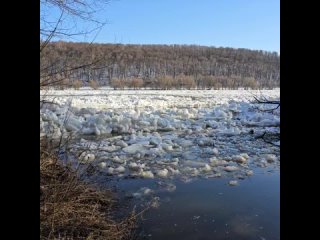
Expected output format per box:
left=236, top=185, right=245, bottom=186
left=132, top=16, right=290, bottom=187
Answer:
left=41, top=41, right=280, bottom=89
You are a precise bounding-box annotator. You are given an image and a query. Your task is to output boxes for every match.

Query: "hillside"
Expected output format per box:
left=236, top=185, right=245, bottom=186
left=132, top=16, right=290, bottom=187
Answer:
left=40, top=42, right=280, bottom=89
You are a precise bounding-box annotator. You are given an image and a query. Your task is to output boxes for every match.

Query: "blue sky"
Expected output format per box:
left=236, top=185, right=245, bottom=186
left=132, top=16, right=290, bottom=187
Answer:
left=45, top=0, right=280, bottom=53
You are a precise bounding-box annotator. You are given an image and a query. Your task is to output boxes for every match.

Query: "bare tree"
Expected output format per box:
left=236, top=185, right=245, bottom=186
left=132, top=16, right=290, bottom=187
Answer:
left=40, top=0, right=109, bottom=89
left=252, top=95, right=280, bottom=147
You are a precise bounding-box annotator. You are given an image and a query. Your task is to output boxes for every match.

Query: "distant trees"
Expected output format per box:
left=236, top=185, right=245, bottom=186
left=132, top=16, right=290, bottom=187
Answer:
left=41, top=42, right=280, bottom=89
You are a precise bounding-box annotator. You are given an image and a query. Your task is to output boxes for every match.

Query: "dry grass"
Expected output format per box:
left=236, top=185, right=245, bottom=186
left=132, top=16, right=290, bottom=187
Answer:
left=40, top=142, right=137, bottom=240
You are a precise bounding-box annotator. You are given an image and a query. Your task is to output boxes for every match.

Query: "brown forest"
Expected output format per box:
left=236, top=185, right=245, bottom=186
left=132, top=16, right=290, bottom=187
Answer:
left=41, top=41, right=280, bottom=90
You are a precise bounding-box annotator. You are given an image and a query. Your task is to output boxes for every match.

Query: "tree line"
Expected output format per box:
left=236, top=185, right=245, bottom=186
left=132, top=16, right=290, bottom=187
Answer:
left=40, top=41, right=280, bottom=89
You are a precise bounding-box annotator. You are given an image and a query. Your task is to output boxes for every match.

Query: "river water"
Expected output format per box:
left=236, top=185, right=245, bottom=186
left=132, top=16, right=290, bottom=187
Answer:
left=110, top=166, right=280, bottom=240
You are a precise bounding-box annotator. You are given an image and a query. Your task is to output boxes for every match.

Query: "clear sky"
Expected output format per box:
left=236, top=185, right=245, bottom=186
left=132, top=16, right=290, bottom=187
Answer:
left=48, top=0, right=280, bottom=53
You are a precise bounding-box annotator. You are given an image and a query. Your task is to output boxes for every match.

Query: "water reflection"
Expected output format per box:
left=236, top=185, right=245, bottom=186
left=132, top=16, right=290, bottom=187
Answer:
left=115, top=169, right=279, bottom=240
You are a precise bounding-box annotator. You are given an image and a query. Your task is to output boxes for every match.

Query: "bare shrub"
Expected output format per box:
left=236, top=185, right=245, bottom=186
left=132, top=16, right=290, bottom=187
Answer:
left=57, top=78, right=69, bottom=90
left=158, top=76, right=174, bottom=89
left=178, top=74, right=196, bottom=89
left=214, top=82, right=222, bottom=90
left=244, top=77, right=259, bottom=90
left=200, top=75, right=217, bottom=89
left=131, top=77, right=144, bottom=89
left=89, top=80, right=99, bottom=90
left=73, top=80, right=82, bottom=90
left=111, top=78, right=122, bottom=89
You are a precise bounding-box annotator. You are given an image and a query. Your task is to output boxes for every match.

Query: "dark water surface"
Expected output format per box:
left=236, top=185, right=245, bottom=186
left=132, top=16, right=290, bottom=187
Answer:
left=114, top=168, right=279, bottom=240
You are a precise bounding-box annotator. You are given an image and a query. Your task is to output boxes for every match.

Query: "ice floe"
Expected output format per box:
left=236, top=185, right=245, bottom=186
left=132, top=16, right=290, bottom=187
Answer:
left=40, top=89, right=280, bottom=182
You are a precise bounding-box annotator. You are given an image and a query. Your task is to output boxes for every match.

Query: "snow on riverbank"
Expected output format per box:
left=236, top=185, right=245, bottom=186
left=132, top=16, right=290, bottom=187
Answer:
left=40, top=89, right=280, bottom=184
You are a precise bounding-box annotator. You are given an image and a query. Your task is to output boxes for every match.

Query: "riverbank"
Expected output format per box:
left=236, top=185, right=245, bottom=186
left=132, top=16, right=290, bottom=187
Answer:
left=40, top=141, right=136, bottom=239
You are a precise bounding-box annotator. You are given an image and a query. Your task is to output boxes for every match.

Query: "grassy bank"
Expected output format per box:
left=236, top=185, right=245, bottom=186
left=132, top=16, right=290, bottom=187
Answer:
left=40, top=141, right=136, bottom=239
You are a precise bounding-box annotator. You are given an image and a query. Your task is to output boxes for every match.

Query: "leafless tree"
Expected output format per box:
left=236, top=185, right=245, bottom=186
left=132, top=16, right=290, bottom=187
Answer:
left=253, top=95, right=280, bottom=112
left=252, top=95, right=280, bottom=147
left=40, top=0, right=110, bottom=89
